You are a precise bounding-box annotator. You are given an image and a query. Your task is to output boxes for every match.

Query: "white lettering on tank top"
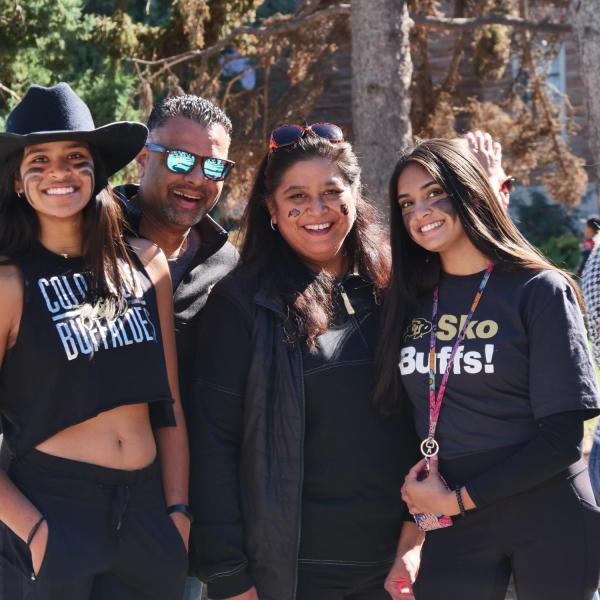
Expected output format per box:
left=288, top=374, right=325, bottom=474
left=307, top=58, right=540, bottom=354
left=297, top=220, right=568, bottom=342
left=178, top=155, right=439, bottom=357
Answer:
left=37, top=271, right=159, bottom=361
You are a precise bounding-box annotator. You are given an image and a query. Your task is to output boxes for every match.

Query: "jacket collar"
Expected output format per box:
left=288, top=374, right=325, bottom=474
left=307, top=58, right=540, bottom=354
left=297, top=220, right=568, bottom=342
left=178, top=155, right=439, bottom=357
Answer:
left=115, top=183, right=229, bottom=263
left=252, top=263, right=367, bottom=319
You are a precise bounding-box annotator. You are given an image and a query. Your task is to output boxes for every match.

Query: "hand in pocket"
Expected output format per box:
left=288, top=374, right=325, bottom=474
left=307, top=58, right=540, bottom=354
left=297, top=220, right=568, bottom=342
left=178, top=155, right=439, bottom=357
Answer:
left=29, top=519, right=49, bottom=577
left=169, top=512, right=190, bottom=552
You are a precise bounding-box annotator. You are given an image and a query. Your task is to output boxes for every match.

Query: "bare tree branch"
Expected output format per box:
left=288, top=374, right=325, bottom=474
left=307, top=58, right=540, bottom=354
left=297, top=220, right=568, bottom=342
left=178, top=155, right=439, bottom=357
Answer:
left=129, top=4, right=351, bottom=72
left=412, top=14, right=571, bottom=34
left=222, top=65, right=258, bottom=108
left=129, top=4, right=569, bottom=84
left=0, top=82, right=21, bottom=101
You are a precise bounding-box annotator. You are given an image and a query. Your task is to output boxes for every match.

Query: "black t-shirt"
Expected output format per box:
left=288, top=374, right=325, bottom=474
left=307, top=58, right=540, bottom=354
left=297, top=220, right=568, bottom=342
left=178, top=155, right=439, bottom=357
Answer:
left=299, top=275, right=412, bottom=563
left=400, top=268, right=600, bottom=459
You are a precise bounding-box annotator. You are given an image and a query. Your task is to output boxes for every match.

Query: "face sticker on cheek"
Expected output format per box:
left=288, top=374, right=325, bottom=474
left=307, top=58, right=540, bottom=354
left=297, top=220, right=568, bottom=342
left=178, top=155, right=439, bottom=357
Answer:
left=288, top=208, right=301, bottom=218
left=340, top=203, right=349, bottom=216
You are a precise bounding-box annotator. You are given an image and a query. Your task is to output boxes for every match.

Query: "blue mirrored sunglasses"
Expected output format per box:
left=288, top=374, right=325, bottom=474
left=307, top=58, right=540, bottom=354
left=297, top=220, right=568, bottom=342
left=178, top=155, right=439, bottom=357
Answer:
left=145, top=143, right=235, bottom=181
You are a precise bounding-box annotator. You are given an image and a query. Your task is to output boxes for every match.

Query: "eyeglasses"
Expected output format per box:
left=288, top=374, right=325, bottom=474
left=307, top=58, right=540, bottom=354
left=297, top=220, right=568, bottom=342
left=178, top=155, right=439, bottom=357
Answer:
left=268, top=122, right=344, bottom=152
left=145, top=143, right=235, bottom=181
left=500, top=176, right=515, bottom=195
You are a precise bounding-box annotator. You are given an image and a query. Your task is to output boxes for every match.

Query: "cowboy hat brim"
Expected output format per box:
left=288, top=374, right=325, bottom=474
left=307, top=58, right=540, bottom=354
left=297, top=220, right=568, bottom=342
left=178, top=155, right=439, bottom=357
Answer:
left=0, top=121, right=148, bottom=178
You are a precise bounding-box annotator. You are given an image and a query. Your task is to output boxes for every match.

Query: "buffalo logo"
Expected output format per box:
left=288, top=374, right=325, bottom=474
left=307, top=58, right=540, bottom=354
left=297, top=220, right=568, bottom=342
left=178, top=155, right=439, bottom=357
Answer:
left=404, top=317, right=432, bottom=341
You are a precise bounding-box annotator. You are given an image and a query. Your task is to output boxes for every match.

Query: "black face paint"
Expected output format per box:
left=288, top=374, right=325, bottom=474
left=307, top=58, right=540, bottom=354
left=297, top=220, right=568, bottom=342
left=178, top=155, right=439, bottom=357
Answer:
left=431, top=196, right=455, bottom=217
left=20, top=156, right=95, bottom=203
left=74, top=160, right=95, bottom=192
left=401, top=194, right=455, bottom=231
left=340, top=203, right=349, bottom=215
left=21, top=168, right=44, bottom=201
left=288, top=208, right=301, bottom=218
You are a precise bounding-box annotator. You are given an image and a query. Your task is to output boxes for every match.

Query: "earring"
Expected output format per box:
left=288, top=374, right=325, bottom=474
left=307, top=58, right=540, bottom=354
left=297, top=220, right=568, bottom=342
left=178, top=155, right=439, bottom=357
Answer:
left=16, top=192, right=23, bottom=199
left=270, top=217, right=277, bottom=231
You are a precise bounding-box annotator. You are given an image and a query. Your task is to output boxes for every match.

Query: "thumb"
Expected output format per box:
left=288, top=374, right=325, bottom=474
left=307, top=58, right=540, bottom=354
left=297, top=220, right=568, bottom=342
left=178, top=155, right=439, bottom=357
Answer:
left=428, top=455, right=439, bottom=475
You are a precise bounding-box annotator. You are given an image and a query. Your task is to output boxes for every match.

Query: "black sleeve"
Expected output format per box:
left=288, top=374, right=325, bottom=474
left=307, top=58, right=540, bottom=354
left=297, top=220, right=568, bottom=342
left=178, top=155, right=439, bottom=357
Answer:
left=188, top=291, right=255, bottom=598
left=526, top=273, right=600, bottom=419
left=466, top=411, right=583, bottom=507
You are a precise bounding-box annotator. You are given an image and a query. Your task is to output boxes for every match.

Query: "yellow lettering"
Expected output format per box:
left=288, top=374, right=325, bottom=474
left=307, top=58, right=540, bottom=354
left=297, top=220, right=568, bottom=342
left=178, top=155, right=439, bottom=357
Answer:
left=436, top=314, right=457, bottom=341
left=475, top=320, right=498, bottom=339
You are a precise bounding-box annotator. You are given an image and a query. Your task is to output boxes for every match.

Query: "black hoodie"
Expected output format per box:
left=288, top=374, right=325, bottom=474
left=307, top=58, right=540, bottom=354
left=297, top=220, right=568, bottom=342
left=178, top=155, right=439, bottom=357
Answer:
left=115, top=184, right=239, bottom=409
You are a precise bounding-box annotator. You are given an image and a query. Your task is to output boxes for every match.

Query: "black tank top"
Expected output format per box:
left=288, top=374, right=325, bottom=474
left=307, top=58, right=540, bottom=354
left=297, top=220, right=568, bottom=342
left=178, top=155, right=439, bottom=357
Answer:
left=0, top=242, right=175, bottom=458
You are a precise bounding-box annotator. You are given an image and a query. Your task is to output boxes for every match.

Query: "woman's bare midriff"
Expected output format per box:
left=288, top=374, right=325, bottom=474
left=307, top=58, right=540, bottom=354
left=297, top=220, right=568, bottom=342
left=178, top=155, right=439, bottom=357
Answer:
left=35, top=403, right=157, bottom=470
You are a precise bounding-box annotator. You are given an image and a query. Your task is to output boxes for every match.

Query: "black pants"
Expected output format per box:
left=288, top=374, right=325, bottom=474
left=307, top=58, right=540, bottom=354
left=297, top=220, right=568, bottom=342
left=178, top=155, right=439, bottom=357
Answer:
left=0, top=449, right=188, bottom=599
left=296, top=561, right=392, bottom=600
left=413, top=460, right=600, bottom=600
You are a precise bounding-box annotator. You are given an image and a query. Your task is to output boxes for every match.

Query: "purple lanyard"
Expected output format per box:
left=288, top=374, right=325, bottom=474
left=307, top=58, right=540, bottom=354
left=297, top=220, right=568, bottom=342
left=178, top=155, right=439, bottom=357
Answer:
left=420, top=262, right=494, bottom=460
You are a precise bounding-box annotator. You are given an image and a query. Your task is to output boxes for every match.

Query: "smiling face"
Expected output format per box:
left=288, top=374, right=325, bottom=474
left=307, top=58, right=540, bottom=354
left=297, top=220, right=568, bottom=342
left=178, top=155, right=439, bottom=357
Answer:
left=396, top=162, right=473, bottom=257
left=136, top=116, right=230, bottom=231
left=268, top=157, right=357, bottom=275
left=14, top=140, right=95, bottom=221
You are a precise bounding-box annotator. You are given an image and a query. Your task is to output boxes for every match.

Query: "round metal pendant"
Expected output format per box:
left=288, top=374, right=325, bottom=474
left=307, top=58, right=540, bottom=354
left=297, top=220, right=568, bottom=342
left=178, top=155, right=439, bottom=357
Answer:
left=420, top=437, right=439, bottom=458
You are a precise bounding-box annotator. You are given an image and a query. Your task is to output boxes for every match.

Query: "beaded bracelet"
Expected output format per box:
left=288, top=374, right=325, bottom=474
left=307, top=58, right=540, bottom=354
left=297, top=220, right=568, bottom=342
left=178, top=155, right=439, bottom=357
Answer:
left=26, top=515, right=46, bottom=547
left=454, top=485, right=466, bottom=518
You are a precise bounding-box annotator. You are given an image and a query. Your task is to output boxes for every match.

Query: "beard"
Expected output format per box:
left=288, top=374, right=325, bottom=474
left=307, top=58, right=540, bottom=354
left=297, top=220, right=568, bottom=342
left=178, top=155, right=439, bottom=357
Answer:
left=160, top=187, right=220, bottom=228
left=162, top=201, right=208, bottom=228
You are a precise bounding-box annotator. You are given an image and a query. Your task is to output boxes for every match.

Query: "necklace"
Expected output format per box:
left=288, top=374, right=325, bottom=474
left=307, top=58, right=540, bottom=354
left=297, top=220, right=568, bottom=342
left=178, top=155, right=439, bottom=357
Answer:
left=166, top=232, right=190, bottom=260
left=178, top=233, right=189, bottom=256
left=56, top=248, right=80, bottom=259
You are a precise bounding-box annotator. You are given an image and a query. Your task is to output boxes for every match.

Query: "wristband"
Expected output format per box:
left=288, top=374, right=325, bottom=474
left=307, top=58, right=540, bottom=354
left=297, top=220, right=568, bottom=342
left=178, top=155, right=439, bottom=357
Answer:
left=26, top=515, right=46, bottom=547
left=454, top=485, right=466, bottom=517
left=167, top=504, right=194, bottom=524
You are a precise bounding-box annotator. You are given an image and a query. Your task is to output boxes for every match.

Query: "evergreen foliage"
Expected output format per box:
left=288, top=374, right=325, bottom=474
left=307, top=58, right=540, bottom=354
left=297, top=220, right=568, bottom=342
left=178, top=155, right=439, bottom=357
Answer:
left=0, top=0, right=588, bottom=218
left=512, top=190, right=581, bottom=270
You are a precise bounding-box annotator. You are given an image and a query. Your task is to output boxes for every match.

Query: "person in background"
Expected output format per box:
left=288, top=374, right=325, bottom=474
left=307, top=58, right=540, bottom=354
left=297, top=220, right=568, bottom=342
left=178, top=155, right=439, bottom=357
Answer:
left=461, top=130, right=513, bottom=212
left=189, top=123, right=422, bottom=600
left=0, top=83, right=189, bottom=599
left=581, top=218, right=600, bottom=507
left=377, top=138, right=600, bottom=600
left=116, top=94, right=238, bottom=600
left=578, top=217, right=600, bottom=277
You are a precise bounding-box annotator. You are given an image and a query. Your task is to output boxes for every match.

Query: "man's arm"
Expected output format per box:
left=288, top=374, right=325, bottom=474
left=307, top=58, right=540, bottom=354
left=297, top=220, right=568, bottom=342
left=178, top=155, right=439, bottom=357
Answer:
left=189, top=292, right=256, bottom=598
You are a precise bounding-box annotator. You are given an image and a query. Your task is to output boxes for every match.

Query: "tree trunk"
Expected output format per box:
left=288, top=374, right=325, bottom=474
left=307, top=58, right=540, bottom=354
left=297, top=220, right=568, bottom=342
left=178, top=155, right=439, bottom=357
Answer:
left=571, top=0, right=600, bottom=210
left=351, top=0, right=413, bottom=216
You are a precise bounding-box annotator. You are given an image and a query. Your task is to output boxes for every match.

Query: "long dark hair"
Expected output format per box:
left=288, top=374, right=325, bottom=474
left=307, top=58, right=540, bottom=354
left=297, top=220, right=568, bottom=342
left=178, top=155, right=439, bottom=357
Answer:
left=0, top=145, right=135, bottom=306
left=239, top=132, right=390, bottom=348
left=374, top=138, right=580, bottom=413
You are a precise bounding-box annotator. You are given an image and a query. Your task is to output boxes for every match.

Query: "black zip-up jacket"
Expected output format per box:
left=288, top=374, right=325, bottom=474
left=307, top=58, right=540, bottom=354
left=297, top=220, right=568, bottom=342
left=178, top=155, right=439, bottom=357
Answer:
left=115, top=184, right=239, bottom=408
left=189, top=264, right=417, bottom=600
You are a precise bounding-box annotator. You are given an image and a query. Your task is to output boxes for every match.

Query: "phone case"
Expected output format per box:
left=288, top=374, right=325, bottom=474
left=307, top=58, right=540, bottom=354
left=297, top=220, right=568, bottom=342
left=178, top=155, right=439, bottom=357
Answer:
left=412, top=471, right=454, bottom=531
left=413, top=511, right=453, bottom=531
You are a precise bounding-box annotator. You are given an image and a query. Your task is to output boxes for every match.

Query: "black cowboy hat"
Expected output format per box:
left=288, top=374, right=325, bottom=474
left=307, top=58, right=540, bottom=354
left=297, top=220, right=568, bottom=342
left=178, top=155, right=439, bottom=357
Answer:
left=0, top=82, right=147, bottom=177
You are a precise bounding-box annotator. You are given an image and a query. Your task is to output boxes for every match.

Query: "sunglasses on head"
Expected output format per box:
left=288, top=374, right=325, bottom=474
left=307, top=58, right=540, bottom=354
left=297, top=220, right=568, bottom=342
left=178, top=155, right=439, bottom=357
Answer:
left=268, top=122, right=344, bottom=152
left=145, top=143, right=235, bottom=181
